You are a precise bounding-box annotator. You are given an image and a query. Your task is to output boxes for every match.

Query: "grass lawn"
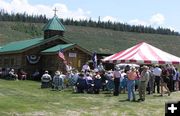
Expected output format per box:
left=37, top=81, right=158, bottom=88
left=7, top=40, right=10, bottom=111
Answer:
left=0, top=79, right=180, bottom=116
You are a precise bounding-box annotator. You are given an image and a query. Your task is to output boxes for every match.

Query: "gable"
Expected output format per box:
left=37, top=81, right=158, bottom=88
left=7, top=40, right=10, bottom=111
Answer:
left=41, top=44, right=92, bottom=56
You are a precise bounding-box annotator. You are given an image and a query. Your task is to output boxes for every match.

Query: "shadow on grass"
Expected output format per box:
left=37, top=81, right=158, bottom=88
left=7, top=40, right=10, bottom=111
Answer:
left=119, top=99, right=140, bottom=103
left=119, top=99, right=128, bottom=102
left=153, top=94, right=163, bottom=97
left=104, top=94, right=113, bottom=97
left=101, top=91, right=113, bottom=97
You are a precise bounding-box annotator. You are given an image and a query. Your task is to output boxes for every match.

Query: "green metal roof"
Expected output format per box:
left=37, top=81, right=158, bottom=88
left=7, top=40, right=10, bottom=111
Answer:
left=0, top=38, right=43, bottom=53
left=43, top=16, right=65, bottom=31
left=41, top=44, right=74, bottom=53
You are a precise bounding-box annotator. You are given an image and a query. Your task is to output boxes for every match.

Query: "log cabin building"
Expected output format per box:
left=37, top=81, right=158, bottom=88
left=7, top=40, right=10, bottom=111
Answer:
left=0, top=15, right=93, bottom=75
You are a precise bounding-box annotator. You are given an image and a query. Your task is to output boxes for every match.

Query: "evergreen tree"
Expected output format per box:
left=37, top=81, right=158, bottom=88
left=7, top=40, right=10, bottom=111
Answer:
left=0, top=8, right=179, bottom=36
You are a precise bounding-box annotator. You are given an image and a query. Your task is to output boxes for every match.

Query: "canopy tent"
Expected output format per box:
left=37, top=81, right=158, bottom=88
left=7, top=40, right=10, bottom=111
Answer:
left=102, top=42, right=180, bottom=65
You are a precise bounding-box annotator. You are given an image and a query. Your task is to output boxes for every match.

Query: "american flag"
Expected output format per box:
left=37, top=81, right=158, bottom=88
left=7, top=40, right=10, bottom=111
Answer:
left=58, top=49, right=65, bottom=60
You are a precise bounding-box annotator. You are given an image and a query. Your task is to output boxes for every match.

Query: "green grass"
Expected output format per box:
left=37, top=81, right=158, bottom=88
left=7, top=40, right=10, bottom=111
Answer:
left=0, top=79, right=180, bottom=116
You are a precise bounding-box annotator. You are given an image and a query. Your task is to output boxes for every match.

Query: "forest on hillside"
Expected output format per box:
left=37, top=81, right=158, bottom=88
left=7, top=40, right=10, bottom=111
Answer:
left=0, top=9, right=179, bottom=36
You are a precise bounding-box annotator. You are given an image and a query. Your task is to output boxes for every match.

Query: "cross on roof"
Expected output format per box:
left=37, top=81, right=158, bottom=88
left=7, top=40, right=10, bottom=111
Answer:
left=53, top=8, right=58, bottom=16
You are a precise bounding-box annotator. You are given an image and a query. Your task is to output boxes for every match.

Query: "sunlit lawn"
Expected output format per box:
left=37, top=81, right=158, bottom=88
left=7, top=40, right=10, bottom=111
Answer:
left=0, top=79, right=180, bottom=116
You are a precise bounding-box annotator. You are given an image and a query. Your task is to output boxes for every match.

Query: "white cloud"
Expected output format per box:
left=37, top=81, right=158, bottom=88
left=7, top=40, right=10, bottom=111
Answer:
left=102, top=16, right=118, bottom=22
left=150, top=13, right=165, bottom=25
left=0, top=1, right=175, bottom=31
left=128, top=14, right=180, bottom=32
left=168, top=26, right=176, bottom=31
left=128, top=13, right=165, bottom=28
left=128, top=19, right=148, bottom=26
left=0, top=0, right=91, bottom=20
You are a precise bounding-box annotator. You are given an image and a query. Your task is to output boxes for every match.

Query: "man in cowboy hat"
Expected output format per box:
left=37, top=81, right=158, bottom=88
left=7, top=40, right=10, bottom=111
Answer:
left=52, top=71, right=64, bottom=91
left=138, top=65, right=150, bottom=101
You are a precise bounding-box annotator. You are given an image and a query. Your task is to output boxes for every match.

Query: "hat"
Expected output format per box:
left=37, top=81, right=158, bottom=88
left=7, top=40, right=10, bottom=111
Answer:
left=11, top=69, right=14, bottom=72
left=115, top=67, right=120, bottom=71
left=131, top=67, right=136, bottom=71
left=142, top=65, right=149, bottom=69
left=45, top=70, right=48, bottom=73
left=107, top=70, right=112, bottom=73
left=55, top=71, right=60, bottom=75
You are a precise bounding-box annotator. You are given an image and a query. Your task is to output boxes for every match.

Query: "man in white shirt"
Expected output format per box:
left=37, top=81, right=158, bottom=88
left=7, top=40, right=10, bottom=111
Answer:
left=66, top=62, right=73, bottom=74
left=98, top=62, right=105, bottom=72
left=82, top=62, right=90, bottom=73
left=152, top=65, right=162, bottom=93
left=9, top=69, right=18, bottom=80
left=41, top=70, right=52, bottom=88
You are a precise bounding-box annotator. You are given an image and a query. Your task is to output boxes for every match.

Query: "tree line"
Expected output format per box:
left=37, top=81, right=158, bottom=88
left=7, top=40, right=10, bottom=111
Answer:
left=61, top=17, right=179, bottom=36
left=0, top=9, right=179, bottom=36
left=0, top=9, right=47, bottom=23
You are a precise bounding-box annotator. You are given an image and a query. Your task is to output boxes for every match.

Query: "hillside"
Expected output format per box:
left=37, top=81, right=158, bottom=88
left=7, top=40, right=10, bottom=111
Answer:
left=1, top=21, right=180, bottom=57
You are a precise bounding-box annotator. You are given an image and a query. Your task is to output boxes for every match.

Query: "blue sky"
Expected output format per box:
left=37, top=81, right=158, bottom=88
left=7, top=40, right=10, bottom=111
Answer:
left=1, top=0, right=180, bottom=32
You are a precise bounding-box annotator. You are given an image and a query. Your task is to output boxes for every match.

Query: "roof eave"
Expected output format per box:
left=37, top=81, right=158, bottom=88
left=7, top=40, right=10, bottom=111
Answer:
left=41, top=44, right=92, bottom=56
left=0, top=35, right=61, bottom=54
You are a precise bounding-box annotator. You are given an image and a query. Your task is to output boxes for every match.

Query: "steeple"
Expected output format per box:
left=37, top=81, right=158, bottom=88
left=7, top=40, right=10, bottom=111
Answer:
left=53, top=8, right=58, bottom=16
left=43, top=8, right=65, bottom=39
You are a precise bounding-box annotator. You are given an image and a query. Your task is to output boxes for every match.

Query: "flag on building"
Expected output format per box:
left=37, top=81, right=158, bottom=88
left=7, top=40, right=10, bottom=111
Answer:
left=92, top=52, right=97, bottom=69
left=58, top=49, right=65, bottom=61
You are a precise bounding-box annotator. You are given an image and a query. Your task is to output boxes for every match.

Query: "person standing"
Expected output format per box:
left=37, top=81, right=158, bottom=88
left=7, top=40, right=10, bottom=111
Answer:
left=160, top=66, right=171, bottom=96
left=120, top=70, right=127, bottom=94
left=174, top=67, right=179, bottom=91
left=127, top=67, right=137, bottom=101
left=147, top=69, right=155, bottom=94
left=152, top=65, right=162, bottom=93
left=66, top=62, right=74, bottom=74
left=113, top=67, right=121, bottom=96
left=138, top=66, right=150, bottom=101
left=166, top=64, right=176, bottom=92
left=98, top=62, right=105, bottom=73
left=106, top=70, right=114, bottom=93
left=82, top=62, right=90, bottom=73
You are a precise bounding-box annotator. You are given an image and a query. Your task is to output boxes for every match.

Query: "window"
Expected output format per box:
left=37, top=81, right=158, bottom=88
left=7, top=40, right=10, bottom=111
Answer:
left=11, top=58, right=15, bottom=66
left=4, top=58, right=10, bottom=66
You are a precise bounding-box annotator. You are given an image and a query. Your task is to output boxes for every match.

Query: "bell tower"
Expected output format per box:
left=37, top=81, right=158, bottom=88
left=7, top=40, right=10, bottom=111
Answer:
left=43, top=8, right=65, bottom=39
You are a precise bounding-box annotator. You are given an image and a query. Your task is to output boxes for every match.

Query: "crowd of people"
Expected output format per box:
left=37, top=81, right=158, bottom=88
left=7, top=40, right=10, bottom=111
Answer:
left=0, top=68, right=27, bottom=80
left=0, top=62, right=180, bottom=102
left=39, top=62, right=180, bottom=102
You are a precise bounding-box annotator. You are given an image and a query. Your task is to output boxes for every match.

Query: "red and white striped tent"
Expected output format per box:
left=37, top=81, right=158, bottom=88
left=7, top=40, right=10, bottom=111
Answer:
left=102, top=42, right=180, bottom=64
